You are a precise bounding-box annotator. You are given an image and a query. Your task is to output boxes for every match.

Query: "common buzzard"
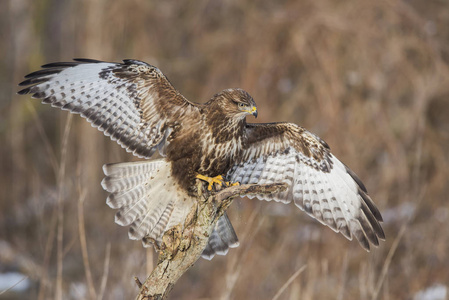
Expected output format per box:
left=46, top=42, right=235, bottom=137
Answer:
left=19, top=59, right=385, bottom=259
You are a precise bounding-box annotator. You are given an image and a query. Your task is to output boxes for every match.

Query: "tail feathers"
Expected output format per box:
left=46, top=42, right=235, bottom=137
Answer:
left=102, top=159, right=194, bottom=247
left=103, top=160, right=164, bottom=177
left=130, top=201, right=175, bottom=240
left=165, top=195, right=196, bottom=231
left=106, top=185, right=148, bottom=209
left=101, top=160, right=165, bottom=193
left=101, top=173, right=152, bottom=193
left=114, top=185, right=155, bottom=226
left=202, top=213, right=239, bottom=260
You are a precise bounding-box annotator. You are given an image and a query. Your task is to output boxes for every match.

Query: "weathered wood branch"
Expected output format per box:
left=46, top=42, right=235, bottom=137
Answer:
left=135, top=182, right=287, bottom=300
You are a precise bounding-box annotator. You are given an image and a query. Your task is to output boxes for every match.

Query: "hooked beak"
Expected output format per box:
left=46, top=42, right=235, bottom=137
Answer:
left=251, top=106, right=258, bottom=118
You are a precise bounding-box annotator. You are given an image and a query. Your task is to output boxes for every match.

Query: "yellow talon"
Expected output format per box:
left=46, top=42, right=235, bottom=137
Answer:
left=196, top=174, right=225, bottom=191
left=223, top=181, right=240, bottom=187
left=195, top=174, right=240, bottom=191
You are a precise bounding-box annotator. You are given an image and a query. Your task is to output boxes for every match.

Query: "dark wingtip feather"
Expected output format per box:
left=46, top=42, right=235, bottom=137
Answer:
left=18, top=77, right=49, bottom=86
left=360, top=199, right=386, bottom=240
left=24, top=68, right=64, bottom=79
left=73, top=58, right=104, bottom=63
left=19, top=59, right=101, bottom=95
left=359, top=189, right=383, bottom=222
left=17, top=87, right=32, bottom=95
left=339, top=224, right=351, bottom=240
left=358, top=213, right=380, bottom=247
left=377, top=229, right=386, bottom=241
left=344, top=164, right=367, bottom=193
left=354, top=228, right=371, bottom=251
left=40, top=59, right=103, bottom=69
left=344, top=164, right=384, bottom=223
left=41, top=61, right=80, bottom=68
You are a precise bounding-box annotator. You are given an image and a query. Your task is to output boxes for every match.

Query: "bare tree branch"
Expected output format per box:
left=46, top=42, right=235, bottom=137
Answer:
left=135, top=182, right=287, bottom=300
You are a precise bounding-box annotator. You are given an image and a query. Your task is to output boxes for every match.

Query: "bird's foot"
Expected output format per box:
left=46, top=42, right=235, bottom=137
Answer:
left=196, top=174, right=225, bottom=191
left=195, top=174, right=240, bottom=191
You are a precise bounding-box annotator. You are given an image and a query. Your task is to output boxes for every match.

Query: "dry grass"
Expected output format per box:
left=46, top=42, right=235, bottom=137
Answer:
left=1, top=0, right=449, bottom=299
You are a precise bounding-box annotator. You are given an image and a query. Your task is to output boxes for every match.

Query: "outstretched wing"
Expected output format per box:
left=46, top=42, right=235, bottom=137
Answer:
left=18, top=59, right=200, bottom=158
left=227, top=122, right=385, bottom=250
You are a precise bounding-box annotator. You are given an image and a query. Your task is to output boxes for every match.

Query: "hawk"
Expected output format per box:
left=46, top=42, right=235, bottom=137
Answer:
left=19, top=59, right=385, bottom=259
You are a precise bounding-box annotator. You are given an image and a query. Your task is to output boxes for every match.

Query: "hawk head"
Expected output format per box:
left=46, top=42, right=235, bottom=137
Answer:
left=212, top=88, right=258, bottom=120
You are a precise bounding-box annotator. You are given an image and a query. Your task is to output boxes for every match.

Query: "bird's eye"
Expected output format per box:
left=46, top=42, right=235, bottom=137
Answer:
left=238, top=103, right=245, bottom=107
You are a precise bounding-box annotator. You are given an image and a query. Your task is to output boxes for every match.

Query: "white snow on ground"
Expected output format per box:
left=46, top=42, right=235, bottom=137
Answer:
left=0, top=272, right=30, bottom=292
left=381, top=202, right=416, bottom=224
left=69, top=282, right=88, bottom=299
left=414, top=284, right=447, bottom=300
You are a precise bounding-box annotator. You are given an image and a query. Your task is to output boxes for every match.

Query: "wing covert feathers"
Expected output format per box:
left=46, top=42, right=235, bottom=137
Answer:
left=229, top=122, right=384, bottom=251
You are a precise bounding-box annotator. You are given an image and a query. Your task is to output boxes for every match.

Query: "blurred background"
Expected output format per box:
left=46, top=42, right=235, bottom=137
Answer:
left=1, top=0, right=449, bottom=299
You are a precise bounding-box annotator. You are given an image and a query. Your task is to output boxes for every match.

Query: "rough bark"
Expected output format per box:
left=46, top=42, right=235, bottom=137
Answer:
left=135, top=182, right=287, bottom=300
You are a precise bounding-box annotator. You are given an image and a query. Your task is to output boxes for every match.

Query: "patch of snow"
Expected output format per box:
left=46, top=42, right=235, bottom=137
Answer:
left=381, top=202, right=416, bottom=224
left=69, top=282, right=87, bottom=299
left=414, top=284, right=447, bottom=300
left=0, top=272, right=30, bottom=292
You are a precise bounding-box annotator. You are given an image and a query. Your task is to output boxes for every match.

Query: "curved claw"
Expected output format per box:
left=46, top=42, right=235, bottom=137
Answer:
left=196, top=174, right=225, bottom=190
left=195, top=174, right=240, bottom=191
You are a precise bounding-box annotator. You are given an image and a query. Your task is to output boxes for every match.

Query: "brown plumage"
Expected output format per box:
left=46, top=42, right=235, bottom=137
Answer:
left=19, top=59, right=384, bottom=259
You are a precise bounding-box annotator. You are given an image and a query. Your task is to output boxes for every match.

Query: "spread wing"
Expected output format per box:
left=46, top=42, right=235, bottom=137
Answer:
left=18, top=59, right=200, bottom=158
left=227, top=122, right=385, bottom=250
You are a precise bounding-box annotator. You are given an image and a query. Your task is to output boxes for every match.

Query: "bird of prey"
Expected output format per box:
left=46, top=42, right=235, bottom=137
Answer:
left=19, top=59, right=385, bottom=260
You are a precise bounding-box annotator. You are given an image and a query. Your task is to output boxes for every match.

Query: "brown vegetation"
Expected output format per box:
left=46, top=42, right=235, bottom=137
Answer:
left=1, top=0, right=449, bottom=299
